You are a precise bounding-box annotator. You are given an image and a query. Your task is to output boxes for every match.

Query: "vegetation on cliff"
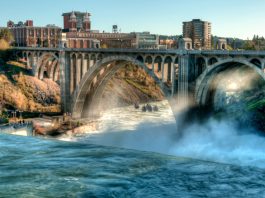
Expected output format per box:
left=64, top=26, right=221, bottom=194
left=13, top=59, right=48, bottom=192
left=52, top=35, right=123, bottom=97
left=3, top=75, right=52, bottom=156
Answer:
left=0, top=29, right=13, bottom=50
left=100, top=63, right=164, bottom=109
left=0, top=60, right=61, bottom=120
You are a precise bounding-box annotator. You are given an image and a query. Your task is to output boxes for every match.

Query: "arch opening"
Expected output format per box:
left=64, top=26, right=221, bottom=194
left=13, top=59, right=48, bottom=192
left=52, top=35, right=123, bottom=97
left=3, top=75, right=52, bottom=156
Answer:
left=164, top=56, right=173, bottom=83
left=154, top=56, right=163, bottom=79
left=145, top=56, right=153, bottom=70
left=72, top=56, right=167, bottom=119
left=196, top=60, right=265, bottom=113
left=196, top=57, right=206, bottom=76
left=208, top=57, right=218, bottom=66
left=250, top=58, right=262, bottom=68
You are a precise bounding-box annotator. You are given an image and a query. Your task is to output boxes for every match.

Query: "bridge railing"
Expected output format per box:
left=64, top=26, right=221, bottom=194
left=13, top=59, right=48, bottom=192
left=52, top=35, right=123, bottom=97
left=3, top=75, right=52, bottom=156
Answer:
left=12, top=47, right=265, bottom=56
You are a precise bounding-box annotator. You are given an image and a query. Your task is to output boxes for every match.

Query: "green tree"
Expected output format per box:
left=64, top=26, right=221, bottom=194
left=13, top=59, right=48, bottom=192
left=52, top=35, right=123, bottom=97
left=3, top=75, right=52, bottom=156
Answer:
left=243, top=40, right=255, bottom=50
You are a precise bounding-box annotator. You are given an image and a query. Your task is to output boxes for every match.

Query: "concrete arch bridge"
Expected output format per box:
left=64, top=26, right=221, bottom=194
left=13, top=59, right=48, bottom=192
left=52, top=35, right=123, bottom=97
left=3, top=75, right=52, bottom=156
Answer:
left=14, top=47, right=265, bottom=119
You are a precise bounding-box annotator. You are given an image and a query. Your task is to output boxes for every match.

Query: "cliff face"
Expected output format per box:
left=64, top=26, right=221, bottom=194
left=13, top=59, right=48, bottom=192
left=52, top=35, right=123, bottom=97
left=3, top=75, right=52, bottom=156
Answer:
left=0, top=61, right=164, bottom=114
left=100, top=64, right=164, bottom=109
left=0, top=61, right=61, bottom=113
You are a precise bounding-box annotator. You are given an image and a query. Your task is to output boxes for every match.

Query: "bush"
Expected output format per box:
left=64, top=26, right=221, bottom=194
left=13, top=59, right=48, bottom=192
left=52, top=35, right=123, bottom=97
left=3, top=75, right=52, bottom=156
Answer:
left=0, top=39, right=10, bottom=50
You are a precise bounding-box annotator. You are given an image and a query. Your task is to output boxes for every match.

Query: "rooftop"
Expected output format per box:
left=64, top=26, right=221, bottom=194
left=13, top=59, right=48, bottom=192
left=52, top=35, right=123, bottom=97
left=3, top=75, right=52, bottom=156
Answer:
left=62, top=11, right=91, bottom=16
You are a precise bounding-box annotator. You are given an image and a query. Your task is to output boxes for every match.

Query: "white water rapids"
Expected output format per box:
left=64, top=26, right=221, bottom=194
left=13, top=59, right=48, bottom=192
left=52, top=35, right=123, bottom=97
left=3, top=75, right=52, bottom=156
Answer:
left=61, top=100, right=265, bottom=168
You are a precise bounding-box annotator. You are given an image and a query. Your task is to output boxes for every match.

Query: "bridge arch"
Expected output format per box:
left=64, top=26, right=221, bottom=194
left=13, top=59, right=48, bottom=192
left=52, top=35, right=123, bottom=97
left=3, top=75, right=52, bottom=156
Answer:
left=196, top=57, right=206, bottom=76
left=72, top=55, right=165, bottom=119
left=195, top=58, right=265, bottom=106
left=37, top=52, right=59, bottom=80
left=208, top=57, right=218, bottom=66
left=144, top=55, right=153, bottom=70
left=136, top=55, right=144, bottom=63
left=250, top=58, right=262, bottom=68
left=154, top=56, right=163, bottom=74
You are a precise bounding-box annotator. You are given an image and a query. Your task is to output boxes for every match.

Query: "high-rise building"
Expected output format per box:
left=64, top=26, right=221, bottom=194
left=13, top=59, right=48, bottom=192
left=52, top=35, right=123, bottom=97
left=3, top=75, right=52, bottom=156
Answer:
left=183, top=19, right=212, bottom=50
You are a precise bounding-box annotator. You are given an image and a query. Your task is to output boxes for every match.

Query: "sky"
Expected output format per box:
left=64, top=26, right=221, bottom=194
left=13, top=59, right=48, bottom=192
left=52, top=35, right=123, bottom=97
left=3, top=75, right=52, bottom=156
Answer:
left=1, top=0, right=265, bottom=39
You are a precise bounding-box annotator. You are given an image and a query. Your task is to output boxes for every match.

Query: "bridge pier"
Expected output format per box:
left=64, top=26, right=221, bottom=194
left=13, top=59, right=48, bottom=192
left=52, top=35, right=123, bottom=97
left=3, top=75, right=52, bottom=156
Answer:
left=26, top=53, right=30, bottom=69
left=151, top=59, right=155, bottom=73
left=76, top=54, right=82, bottom=86
left=161, top=59, right=165, bottom=84
left=178, top=54, right=195, bottom=103
left=171, top=63, right=177, bottom=96
left=32, top=56, right=38, bottom=77
left=60, top=51, right=72, bottom=113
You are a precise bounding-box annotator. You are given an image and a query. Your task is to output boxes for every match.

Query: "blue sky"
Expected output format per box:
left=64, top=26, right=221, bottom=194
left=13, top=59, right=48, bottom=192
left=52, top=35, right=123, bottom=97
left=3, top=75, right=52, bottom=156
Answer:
left=1, top=0, right=265, bottom=39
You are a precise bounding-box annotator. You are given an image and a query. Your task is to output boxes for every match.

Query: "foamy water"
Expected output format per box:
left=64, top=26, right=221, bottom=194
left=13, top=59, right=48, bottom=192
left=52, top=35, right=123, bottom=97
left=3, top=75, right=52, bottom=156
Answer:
left=76, top=100, right=265, bottom=169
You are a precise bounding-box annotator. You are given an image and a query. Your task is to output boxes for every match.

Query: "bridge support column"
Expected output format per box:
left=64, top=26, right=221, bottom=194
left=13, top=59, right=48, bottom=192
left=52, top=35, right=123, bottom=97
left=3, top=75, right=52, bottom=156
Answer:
left=89, top=55, right=94, bottom=67
left=32, top=56, right=38, bottom=77
left=161, top=59, right=165, bottom=83
left=59, top=50, right=70, bottom=113
left=26, top=53, right=30, bottom=69
left=163, top=63, right=169, bottom=82
left=70, top=55, right=75, bottom=95
left=87, top=54, right=91, bottom=70
left=81, top=53, right=86, bottom=78
left=151, top=59, right=155, bottom=73
left=167, top=62, right=172, bottom=82
left=171, top=63, right=176, bottom=96
left=76, top=55, right=82, bottom=88
left=178, top=55, right=190, bottom=103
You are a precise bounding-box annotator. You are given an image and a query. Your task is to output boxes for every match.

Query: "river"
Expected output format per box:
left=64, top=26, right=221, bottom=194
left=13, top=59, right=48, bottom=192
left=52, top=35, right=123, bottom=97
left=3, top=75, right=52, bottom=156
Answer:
left=1, top=101, right=265, bottom=197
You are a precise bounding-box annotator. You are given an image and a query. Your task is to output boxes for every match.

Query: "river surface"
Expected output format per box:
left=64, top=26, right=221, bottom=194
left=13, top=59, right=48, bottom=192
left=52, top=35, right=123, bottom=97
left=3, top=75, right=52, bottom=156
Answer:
left=1, top=101, right=265, bottom=197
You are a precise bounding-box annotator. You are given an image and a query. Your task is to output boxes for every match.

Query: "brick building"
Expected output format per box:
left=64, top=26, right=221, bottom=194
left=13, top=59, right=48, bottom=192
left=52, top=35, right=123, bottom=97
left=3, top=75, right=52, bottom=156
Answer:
left=63, top=11, right=136, bottom=49
left=7, top=20, right=61, bottom=47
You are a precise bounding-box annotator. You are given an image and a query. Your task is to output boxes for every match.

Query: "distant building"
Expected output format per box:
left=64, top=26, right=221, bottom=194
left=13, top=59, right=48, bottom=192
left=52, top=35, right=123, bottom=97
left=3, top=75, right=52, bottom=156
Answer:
left=132, top=32, right=165, bottom=49
left=62, top=11, right=91, bottom=32
left=159, top=35, right=179, bottom=49
left=63, top=11, right=136, bottom=49
left=183, top=19, right=212, bottom=50
left=6, top=20, right=61, bottom=47
left=65, top=31, right=135, bottom=49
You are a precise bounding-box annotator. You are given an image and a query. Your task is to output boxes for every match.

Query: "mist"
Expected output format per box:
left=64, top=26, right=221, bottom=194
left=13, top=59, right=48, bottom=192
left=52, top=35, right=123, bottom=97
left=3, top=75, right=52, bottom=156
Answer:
left=79, top=97, right=265, bottom=169
left=78, top=65, right=265, bottom=168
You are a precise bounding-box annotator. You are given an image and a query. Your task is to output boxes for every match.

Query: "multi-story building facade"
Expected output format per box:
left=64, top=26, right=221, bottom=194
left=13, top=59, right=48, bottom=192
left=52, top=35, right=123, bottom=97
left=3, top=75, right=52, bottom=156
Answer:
left=183, top=19, right=212, bottom=50
left=6, top=20, right=61, bottom=47
left=63, top=11, right=135, bottom=49
left=132, top=32, right=161, bottom=49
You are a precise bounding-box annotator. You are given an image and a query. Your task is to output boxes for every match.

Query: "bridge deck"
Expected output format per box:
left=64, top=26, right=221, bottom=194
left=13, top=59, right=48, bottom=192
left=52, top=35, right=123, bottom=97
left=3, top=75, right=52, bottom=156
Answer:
left=13, top=47, right=265, bottom=56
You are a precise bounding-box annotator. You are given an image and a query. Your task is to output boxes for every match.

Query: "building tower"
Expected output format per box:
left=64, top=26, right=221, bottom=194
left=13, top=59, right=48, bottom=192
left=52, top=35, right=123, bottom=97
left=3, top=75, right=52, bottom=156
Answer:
left=83, top=12, right=91, bottom=32
left=69, top=11, right=77, bottom=32
left=112, top=25, right=118, bottom=33
left=183, top=19, right=212, bottom=50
